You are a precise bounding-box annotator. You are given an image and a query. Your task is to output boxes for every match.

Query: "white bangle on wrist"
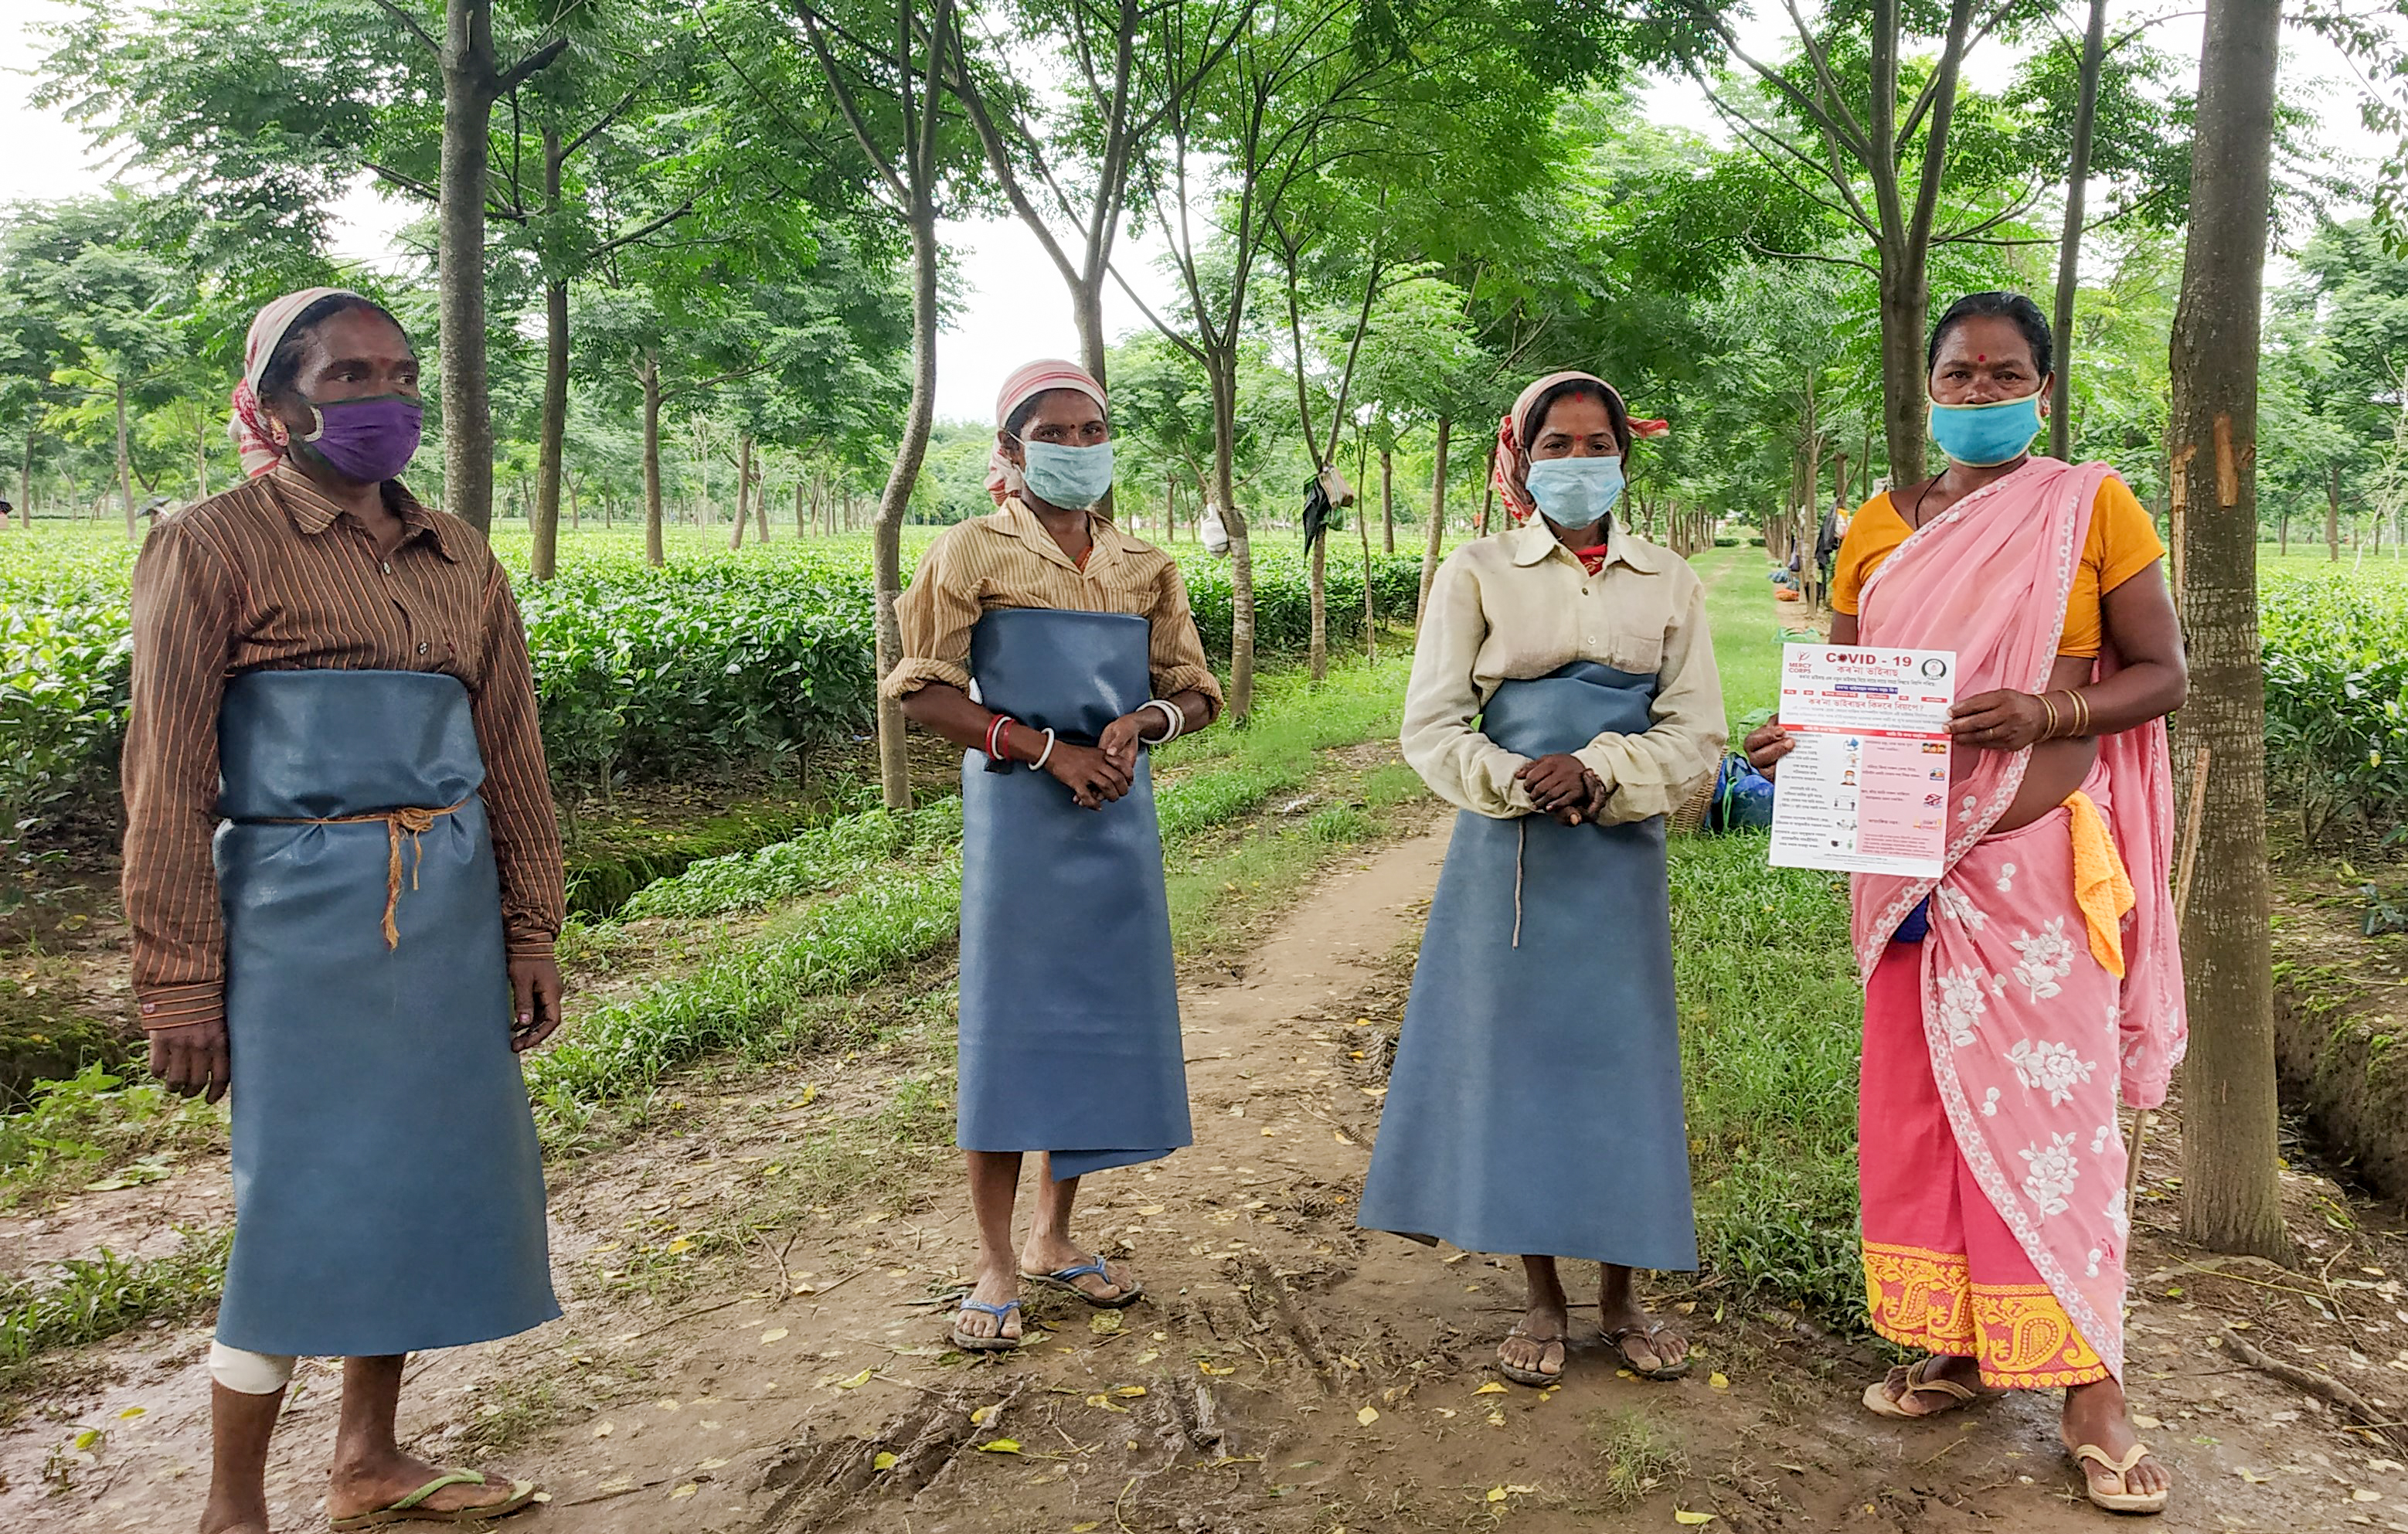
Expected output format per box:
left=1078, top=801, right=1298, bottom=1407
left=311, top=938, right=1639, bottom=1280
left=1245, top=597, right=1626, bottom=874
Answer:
left=1140, top=698, right=1184, bottom=743
left=1031, top=727, right=1058, bottom=770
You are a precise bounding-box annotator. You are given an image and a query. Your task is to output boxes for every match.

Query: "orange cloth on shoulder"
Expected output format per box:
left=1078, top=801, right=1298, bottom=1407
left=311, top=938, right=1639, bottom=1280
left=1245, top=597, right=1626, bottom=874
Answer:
left=1829, top=472, right=2165, bottom=658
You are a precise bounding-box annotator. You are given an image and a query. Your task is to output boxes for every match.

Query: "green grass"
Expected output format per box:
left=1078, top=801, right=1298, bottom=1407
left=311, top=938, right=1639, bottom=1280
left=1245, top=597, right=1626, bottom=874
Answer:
left=527, top=651, right=1419, bottom=1123
left=1688, top=543, right=1792, bottom=728
left=612, top=802, right=949, bottom=921
left=0, top=1228, right=232, bottom=1372
left=1671, top=833, right=1864, bottom=1320
left=0, top=1063, right=222, bottom=1211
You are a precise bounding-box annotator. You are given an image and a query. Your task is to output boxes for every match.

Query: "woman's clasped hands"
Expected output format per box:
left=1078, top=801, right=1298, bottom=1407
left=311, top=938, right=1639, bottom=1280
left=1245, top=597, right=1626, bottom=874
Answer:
left=1517, top=752, right=1609, bottom=825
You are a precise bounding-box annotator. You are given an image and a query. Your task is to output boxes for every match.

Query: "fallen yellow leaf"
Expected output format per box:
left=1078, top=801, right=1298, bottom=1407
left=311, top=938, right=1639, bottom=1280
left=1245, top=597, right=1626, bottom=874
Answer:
left=1709, top=1372, right=1729, bottom=1391
left=696, top=1457, right=729, bottom=1471
left=2237, top=1469, right=2270, bottom=1484
left=1090, top=1311, right=1123, bottom=1335
left=665, top=1236, right=695, bottom=1255
left=799, top=1084, right=818, bottom=1104
left=592, top=1422, right=614, bottom=1438
left=1474, top=1381, right=1507, bottom=1395
left=1114, top=1385, right=1147, bottom=1397
left=760, top=1328, right=790, bottom=1344
left=873, top=1451, right=898, bottom=1471
left=1136, top=1205, right=1165, bottom=1216
left=1355, top=1406, right=1379, bottom=1426
left=1487, top=1488, right=1508, bottom=1503
left=1200, top=1362, right=1236, bottom=1376
left=835, top=1367, right=875, bottom=1389
left=669, top=1482, right=699, bottom=1500
left=1674, top=1512, right=1716, bottom=1526
left=978, top=1439, right=1022, bottom=1454
left=1073, top=1525, right=1101, bottom=1533
left=115, top=1406, right=146, bottom=1420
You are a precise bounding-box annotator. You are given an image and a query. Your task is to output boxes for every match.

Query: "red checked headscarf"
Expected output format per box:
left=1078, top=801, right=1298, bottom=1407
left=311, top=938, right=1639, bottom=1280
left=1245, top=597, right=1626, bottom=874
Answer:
left=985, top=359, right=1109, bottom=506
left=1487, top=369, right=1669, bottom=526
left=229, top=287, right=359, bottom=478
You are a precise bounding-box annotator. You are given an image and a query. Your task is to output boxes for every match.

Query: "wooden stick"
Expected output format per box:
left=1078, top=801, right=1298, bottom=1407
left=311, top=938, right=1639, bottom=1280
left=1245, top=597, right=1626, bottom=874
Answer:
left=2175, top=745, right=2211, bottom=922
left=2130, top=745, right=2212, bottom=1197
left=2218, top=1327, right=2408, bottom=1454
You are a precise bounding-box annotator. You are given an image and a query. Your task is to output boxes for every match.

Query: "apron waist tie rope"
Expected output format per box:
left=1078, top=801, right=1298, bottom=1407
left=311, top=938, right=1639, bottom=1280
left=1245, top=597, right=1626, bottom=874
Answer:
left=259, top=801, right=466, bottom=949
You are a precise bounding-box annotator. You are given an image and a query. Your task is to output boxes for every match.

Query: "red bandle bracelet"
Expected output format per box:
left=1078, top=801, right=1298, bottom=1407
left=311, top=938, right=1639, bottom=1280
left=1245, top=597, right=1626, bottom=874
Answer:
left=985, top=714, right=1019, bottom=762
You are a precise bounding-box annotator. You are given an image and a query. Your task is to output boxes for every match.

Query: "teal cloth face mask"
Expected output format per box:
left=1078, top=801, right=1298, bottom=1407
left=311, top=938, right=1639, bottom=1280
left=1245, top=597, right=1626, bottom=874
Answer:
left=1928, top=394, right=2042, bottom=468
left=1525, top=454, right=1625, bottom=527
left=1019, top=440, right=1115, bottom=510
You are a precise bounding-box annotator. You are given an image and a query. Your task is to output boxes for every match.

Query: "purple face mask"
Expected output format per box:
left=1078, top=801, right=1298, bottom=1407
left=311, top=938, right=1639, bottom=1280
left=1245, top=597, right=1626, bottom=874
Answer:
left=299, top=395, right=423, bottom=483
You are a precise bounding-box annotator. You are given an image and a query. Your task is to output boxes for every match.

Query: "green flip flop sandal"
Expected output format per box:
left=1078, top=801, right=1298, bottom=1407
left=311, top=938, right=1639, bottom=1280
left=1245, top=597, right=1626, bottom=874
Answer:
left=328, top=1469, right=538, bottom=1529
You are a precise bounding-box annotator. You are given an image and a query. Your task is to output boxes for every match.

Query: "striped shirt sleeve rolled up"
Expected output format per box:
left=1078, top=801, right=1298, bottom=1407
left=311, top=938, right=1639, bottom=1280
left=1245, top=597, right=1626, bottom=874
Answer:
left=120, top=464, right=566, bottom=1032
left=884, top=498, right=1223, bottom=716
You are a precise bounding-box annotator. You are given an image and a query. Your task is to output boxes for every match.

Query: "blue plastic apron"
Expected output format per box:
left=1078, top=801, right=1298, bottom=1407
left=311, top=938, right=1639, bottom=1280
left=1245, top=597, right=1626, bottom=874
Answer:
left=212, top=669, right=559, bottom=1357
left=1358, top=662, right=1697, bottom=1270
left=953, top=609, right=1192, bottom=1179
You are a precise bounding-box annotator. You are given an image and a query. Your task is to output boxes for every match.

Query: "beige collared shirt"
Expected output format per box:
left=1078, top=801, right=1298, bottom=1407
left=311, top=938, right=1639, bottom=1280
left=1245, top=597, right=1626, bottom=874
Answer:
left=883, top=498, right=1223, bottom=715
left=1401, top=522, right=1725, bottom=823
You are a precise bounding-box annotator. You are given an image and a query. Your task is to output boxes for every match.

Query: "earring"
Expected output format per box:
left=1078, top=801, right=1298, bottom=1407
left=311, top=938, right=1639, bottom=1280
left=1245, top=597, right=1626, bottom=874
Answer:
left=301, top=405, right=326, bottom=444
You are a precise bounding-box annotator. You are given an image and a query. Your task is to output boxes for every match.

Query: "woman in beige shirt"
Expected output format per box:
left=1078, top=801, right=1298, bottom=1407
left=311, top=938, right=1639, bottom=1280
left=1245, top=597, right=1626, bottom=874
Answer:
left=1359, top=371, right=1724, bottom=1387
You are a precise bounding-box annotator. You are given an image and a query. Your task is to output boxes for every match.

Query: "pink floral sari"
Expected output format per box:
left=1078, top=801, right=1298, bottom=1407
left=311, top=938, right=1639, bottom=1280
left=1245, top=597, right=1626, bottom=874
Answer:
left=1850, top=457, right=2188, bottom=1381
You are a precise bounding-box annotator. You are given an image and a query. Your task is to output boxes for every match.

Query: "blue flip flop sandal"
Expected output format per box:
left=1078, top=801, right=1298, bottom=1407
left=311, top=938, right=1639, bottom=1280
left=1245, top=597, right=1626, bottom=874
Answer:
left=951, top=1297, right=1023, bottom=1352
left=1019, top=1253, right=1144, bottom=1308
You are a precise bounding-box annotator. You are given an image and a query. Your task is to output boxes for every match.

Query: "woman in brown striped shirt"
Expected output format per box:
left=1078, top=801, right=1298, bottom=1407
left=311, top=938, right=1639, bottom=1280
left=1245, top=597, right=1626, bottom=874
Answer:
left=122, top=290, right=558, bottom=1533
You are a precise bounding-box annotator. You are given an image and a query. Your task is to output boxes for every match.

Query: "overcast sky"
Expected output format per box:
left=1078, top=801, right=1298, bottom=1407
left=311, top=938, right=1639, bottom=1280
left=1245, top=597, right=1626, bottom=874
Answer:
left=0, top=0, right=2389, bottom=421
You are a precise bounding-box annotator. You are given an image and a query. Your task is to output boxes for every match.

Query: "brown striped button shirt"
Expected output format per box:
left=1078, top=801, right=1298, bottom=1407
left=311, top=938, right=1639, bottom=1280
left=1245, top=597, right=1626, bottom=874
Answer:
left=883, top=498, right=1223, bottom=713
left=121, top=462, right=565, bottom=1032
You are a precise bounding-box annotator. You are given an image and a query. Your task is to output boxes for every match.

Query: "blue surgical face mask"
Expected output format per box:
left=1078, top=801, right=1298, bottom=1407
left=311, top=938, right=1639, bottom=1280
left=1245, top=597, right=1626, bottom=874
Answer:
left=1019, top=438, right=1115, bottom=510
left=1525, top=454, right=1625, bottom=528
left=1928, top=393, right=2043, bottom=468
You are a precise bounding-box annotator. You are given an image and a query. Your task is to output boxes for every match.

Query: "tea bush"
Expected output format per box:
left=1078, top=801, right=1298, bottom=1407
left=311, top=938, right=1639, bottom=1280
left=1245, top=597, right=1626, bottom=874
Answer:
left=2263, top=567, right=2408, bottom=842
left=1, top=529, right=1429, bottom=842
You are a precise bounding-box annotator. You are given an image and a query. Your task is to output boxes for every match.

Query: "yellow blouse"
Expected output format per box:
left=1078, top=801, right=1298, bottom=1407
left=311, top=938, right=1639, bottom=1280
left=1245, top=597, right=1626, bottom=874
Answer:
left=1830, top=474, right=2166, bottom=658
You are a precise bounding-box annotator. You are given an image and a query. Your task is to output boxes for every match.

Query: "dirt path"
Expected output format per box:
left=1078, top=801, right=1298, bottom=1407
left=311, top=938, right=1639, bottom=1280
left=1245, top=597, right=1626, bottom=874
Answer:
left=9, top=827, right=2408, bottom=1531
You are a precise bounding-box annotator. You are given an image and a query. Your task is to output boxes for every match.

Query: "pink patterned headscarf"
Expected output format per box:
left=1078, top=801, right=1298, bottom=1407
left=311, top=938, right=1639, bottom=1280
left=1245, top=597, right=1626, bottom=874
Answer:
left=228, top=287, right=357, bottom=478
left=1487, top=370, right=1668, bottom=524
left=985, top=359, right=1108, bottom=505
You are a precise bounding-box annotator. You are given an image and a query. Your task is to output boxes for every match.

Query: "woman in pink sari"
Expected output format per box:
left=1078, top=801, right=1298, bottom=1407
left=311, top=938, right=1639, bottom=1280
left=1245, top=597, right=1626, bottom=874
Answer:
left=1746, top=293, right=2188, bottom=1515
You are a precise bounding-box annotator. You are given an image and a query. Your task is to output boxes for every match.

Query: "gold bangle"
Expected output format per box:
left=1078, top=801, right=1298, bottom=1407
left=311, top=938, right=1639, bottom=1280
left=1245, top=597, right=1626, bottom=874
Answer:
left=2039, top=692, right=2060, bottom=740
left=2069, top=689, right=2090, bottom=737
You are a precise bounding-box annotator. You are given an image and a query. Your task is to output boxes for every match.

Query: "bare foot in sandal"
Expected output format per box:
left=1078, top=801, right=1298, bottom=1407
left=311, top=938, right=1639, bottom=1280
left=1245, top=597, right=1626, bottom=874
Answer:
left=1866, top=1354, right=1985, bottom=1417
left=1600, top=1264, right=1689, bottom=1379
left=953, top=1261, right=1024, bottom=1347
left=1497, top=1256, right=1573, bottom=1386
left=2063, top=1376, right=2170, bottom=1512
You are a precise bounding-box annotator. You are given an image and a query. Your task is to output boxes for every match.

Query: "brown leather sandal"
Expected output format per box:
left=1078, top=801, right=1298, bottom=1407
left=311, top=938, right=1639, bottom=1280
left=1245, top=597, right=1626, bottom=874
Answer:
left=1495, top=1325, right=1568, bottom=1388
left=1862, top=1357, right=1981, bottom=1419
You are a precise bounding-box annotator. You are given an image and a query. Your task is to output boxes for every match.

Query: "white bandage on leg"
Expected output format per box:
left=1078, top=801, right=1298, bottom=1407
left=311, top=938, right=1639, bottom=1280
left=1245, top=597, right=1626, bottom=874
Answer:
left=208, top=1342, right=298, bottom=1395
